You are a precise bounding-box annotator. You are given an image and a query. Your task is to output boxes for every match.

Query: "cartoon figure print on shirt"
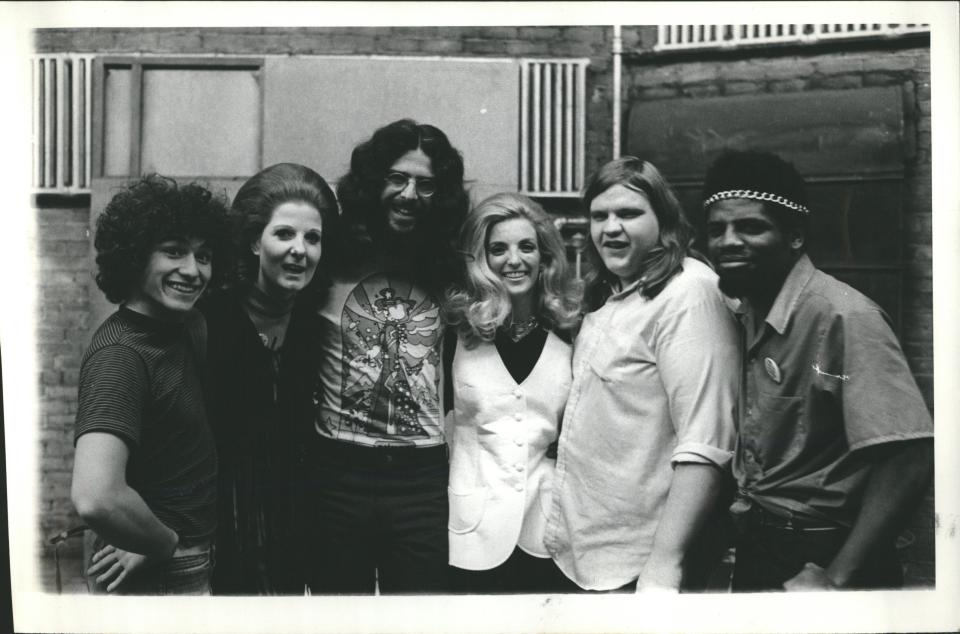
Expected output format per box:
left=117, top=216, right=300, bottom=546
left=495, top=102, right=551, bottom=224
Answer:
left=332, top=274, right=442, bottom=442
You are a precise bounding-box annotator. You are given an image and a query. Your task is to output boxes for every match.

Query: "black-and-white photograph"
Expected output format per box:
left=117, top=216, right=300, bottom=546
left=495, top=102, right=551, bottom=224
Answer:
left=2, top=2, right=958, bottom=633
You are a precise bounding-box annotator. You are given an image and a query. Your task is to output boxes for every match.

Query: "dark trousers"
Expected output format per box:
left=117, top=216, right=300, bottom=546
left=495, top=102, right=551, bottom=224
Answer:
left=733, top=520, right=903, bottom=591
left=304, top=439, right=449, bottom=595
left=449, top=547, right=575, bottom=594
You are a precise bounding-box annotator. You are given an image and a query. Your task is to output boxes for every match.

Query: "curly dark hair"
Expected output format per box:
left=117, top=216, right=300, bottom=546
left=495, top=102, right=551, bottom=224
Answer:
left=581, top=157, right=699, bottom=312
left=333, top=118, right=469, bottom=293
left=229, top=163, right=339, bottom=307
left=94, top=174, right=233, bottom=304
left=702, top=149, right=810, bottom=244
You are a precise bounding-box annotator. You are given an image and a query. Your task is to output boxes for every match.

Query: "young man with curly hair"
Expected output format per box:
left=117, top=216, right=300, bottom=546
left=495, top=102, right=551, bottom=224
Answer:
left=70, top=175, right=231, bottom=594
left=306, top=119, right=468, bottom=594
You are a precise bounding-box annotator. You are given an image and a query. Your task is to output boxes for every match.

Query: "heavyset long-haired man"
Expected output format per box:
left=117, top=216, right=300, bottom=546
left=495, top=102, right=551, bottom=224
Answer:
left=306, top=119, right=469, bottom=594
left=543, top=157, right=739, bottom=593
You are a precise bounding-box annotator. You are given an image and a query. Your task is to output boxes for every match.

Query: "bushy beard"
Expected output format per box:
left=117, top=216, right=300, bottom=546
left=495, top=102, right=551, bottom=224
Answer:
left=717, top=264, right=789, bottom=302
left=366, top=209, right=435, bottom=270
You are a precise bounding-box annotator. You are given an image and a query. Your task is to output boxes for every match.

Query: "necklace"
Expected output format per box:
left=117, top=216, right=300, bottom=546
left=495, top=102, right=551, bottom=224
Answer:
left=505, top=315, right=539, bottom=342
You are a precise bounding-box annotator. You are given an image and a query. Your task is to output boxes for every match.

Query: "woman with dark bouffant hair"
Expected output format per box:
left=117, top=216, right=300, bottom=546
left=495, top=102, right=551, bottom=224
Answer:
left=199, top=163, right=338, bottom=595
left=72, top=175, right=231, bottom=595
left=443, top=193, right=581, bottom=593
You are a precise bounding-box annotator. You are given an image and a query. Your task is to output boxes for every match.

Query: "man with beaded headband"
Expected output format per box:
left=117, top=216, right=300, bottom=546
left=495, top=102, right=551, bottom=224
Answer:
left=702, top=149, right=934, bottom=591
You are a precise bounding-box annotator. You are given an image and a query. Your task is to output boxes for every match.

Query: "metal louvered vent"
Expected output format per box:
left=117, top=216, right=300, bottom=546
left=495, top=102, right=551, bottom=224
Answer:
left=519, top=59, right=589, bottom=197
left=656, top=24, right=930, bottom=51
left=32, top=54, right=95, bottom=193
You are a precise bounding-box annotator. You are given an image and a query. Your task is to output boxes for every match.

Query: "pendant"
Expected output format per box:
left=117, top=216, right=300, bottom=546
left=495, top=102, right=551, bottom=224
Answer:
left=763, top=357, right=782, bottom=384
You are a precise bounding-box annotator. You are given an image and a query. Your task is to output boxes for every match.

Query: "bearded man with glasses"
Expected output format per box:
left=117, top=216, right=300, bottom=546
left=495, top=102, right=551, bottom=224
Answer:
left=304, top=119, right=468, bottom=594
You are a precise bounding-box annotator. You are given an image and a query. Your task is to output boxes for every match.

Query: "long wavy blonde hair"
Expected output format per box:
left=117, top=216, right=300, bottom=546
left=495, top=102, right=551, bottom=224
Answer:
left=445, top=193, right=582, bottom=347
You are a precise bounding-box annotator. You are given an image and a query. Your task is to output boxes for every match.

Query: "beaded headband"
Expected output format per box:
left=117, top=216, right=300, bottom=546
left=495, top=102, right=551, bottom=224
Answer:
left=702, top=189, right=810, bottom=215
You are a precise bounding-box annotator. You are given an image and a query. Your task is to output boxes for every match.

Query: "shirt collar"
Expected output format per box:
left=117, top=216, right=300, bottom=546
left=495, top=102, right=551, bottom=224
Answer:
left=763, top=254, right=816, bottom=335
left=607, top=277, right=644, bottom=300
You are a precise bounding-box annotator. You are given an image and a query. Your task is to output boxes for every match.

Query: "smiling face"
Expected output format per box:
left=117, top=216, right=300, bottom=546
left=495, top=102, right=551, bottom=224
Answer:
left=705, top=197, right=801, bottom=301
left=253, top=201, right=324, bottom=299
left=589, top=184, right=661, bottom=289
left=126, top=236, right=211, bottom=321
left=486, top=217, right=541, bottom=316
left=379, top=148, right=435, bottom=235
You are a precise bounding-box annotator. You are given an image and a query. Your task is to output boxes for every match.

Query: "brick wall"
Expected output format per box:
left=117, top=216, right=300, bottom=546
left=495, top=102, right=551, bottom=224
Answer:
left=32, top=24, right=622, bottom=590
left=622, top=34, right=934, bottom=585
left=36, top=201, right=93, bottom=572
left=32, top=26, right=934, bottom=589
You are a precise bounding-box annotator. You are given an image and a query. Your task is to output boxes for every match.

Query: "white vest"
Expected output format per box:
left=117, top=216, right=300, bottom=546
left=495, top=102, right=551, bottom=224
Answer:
left=447, top=332, right=572, bottom=570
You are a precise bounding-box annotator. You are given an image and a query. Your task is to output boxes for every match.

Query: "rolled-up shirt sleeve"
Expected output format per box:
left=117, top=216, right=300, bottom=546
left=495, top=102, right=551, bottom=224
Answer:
left=654, top=282, right=740, bottom=468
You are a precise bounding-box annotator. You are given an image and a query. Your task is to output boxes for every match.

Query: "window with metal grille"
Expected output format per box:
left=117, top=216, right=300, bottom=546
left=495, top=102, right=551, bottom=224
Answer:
left=655, top=24, right=930, bottom=51
left=519, top=59, right=589, bottom=198
left=32, top=54, right=95, bottom=193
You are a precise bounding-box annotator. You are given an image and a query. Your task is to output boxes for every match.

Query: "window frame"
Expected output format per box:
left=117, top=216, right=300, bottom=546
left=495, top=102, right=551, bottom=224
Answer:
left=91, top=56, right=265, bottom=179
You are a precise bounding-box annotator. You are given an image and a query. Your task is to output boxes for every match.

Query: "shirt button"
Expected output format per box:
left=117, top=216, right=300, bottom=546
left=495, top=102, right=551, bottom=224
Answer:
left=514, top=413, right=523, bottom=421
left=514, top=483, right=524, bottom=492
left=513, top=389, right=523, bottom=399
left=514, top=437, right=524, bottom=446
left=515, top=462, right=524, bottom=471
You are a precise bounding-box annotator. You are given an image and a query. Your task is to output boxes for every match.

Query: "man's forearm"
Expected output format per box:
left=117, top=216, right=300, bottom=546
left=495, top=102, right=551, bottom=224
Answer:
left=640, top=462, right=724, bottom=589
left=77, top=485, right=179, bottom=559
left=826, top=439, right=933, bottom=587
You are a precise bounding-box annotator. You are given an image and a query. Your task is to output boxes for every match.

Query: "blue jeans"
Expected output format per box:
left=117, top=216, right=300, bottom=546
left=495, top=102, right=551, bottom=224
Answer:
left=86, top=534, right=213, bottom=595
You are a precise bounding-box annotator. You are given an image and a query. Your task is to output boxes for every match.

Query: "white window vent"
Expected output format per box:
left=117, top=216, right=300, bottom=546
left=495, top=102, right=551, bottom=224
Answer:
left=32, top=54, right=95, bottom=194
left=656, top=24, right=930, bottom=51
left=519, top=59, right=589, bottom=198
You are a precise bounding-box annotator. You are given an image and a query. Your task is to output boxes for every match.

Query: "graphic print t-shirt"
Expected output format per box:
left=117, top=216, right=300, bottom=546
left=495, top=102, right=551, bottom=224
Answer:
left=315, top=270, right=445, bottom=447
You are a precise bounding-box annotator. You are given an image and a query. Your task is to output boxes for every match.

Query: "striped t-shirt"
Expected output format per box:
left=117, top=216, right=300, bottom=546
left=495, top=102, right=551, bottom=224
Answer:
left=74, top=306, right=217, bottom=544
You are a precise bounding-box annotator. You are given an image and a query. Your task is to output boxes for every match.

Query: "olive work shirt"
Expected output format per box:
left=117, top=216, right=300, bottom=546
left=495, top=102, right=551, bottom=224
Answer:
left=732, top=254, right=933, bottom=527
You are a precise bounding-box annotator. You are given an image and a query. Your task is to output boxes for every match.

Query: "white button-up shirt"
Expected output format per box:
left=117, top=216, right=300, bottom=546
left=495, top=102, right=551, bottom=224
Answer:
left=544, top=258, right=739, bottom=590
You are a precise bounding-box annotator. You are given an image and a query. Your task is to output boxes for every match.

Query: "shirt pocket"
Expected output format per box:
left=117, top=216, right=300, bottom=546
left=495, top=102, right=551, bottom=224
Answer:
left=585, top=354, right=634, bottom=386
left=751, top=391, right=805, bottom=465
left=583, top=333, right=649, bottom=386
left=586, top=348, right=656, bottom=391
left=447, top=486, right=490, bottom=534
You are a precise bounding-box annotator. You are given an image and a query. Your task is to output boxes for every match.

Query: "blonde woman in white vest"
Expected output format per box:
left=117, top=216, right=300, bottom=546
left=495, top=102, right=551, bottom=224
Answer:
left=442, top=193, right=582, bottom=593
